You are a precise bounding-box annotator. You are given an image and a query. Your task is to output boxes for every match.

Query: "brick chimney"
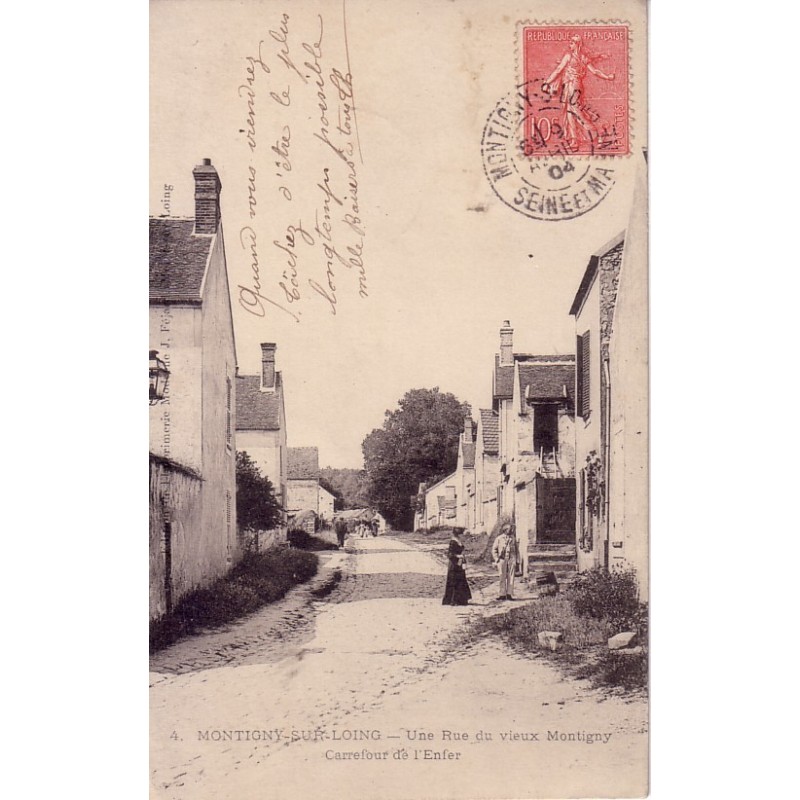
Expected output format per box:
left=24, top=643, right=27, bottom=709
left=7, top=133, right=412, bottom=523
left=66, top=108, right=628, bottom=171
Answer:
left=499, top=320, right=514, bottom=366
left=463, top=410, right=473, bottom=439
left=193, top=158, right=221, bottom=234
left=260, top=343, right=277, bottom=390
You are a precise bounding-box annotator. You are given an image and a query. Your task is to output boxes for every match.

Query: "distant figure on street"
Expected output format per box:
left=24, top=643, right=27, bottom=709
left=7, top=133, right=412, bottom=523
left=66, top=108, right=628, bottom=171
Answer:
left=334, top=517, right=347, bottom=548
left=370, top=516, right=380, bottom=537
left=492, top=522, right=519, bottom=601
left=442, top=528, right=472, bottom=606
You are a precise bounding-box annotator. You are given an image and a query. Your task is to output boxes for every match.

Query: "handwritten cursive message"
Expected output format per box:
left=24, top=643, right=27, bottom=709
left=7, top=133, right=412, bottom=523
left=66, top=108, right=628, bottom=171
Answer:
left=235, top=7, right=366, bottom=322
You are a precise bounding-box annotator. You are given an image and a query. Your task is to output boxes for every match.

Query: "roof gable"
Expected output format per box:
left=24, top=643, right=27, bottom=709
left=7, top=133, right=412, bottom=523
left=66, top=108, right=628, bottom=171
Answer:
left=517, top=361, right=576, bottom=409
left=149, top=218, right=213, bottom=304
left=287, top=447, right=319, bottom=480
left=479, top=409, right=499, bottom=455
left=494, top=352, right=569, bottom=400
left=462, top=441, right=476, bottom=469
left=424, top=471, right=457, bottom=496
left=570, top=231, right=626, bottom=316
left=493, top=356, right=515, bottom=399
left=235, top=373, right=284, bottom=431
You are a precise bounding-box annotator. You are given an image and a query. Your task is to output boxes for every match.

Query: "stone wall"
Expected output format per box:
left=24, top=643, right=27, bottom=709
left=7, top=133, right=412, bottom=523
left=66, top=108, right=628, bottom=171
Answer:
left=599, top=240, right=624, bottom=450
left=287, top=479, right=319, bottom=515
left=149, top=304, right=203, bottom=472
left=608, top=157, right=649, bottom=597
left=149, top=454, right=203, bottom=620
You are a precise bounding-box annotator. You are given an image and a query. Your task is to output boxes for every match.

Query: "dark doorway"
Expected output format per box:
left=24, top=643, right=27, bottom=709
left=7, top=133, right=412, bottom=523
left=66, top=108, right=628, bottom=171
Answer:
left=536, top=477, right=576, bottom=544
left=533, top=404, right=559, bottom=452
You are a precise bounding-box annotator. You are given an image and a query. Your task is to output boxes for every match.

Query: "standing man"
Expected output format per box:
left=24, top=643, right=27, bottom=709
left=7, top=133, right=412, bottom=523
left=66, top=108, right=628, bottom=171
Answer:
left=334, top=516, right=347, bottom=549
left=492, top=522, right=519, bottom=601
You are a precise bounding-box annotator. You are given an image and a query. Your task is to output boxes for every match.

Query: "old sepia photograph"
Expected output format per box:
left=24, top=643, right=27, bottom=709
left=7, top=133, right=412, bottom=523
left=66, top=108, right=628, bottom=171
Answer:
left=149, top=1, right=649, bottom=797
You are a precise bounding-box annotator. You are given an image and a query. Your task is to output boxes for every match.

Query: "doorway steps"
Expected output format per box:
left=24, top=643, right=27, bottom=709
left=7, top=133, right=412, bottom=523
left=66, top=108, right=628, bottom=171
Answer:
left=527, top=543, right=577, bottom=582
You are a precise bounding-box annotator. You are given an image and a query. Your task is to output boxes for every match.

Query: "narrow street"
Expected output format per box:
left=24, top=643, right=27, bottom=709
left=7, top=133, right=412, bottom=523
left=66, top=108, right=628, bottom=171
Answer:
left=150, top=535, right=648, bottom=800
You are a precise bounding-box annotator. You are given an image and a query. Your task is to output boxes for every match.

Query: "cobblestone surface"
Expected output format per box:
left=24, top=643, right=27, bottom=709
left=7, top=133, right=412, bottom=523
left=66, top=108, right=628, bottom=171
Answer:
left=150, top=534, right=647, bottom=800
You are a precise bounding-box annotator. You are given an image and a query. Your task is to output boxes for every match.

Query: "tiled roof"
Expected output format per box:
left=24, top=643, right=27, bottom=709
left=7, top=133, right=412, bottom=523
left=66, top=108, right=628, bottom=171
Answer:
left=493, top=356, right=515, bottom=399
left=515, top=354, right=576, bottom=363
left=149, top=218, right=213, bottom=303
left=495, top=354, right=574, bottom=400
left=287, top=447, right=319, bottom=480
left=479, top=409, right=499, bottom=455
left=518, top=362, right=576, bottom=407
left=235, top=374, right=283, bottom=431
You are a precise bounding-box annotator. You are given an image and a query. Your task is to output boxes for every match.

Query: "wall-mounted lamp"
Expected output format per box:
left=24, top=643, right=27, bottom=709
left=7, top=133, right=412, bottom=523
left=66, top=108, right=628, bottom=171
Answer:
left=149, top=350, right=170, bottom=404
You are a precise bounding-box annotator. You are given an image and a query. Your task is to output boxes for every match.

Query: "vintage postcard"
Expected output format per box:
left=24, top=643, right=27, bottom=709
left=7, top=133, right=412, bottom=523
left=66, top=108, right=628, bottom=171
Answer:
left=149, top=0, right=649, bottom=797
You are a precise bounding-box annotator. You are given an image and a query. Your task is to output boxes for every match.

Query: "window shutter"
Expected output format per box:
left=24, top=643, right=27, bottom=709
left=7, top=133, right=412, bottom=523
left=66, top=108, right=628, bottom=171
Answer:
left=576, top=335, right=583, bottom=415
left=581, top=331, right=591, bottom=416
left=577, top=331, right=591, bottom=417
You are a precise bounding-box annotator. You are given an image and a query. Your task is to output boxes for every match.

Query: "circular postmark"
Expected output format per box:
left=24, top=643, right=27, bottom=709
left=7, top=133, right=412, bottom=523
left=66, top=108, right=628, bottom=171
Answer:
left=481, top=80, right=618, bottom=221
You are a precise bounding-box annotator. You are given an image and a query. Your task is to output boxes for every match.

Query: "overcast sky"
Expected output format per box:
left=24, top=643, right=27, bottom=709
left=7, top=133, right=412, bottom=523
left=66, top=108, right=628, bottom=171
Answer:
left=150, top=0, right=645, bottom=467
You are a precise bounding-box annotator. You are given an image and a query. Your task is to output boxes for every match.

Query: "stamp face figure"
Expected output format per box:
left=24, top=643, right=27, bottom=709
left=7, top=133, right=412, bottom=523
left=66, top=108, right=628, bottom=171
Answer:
left=522, top=25, right=629, bottom=156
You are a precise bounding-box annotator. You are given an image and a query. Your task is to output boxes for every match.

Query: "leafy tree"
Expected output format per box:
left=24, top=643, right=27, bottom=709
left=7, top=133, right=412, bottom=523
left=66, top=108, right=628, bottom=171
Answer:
left=319, top=467, right=369, bottom=510
left=362, top=387, right=469, bottom=530
left=236, top=451, right=283, bottom=532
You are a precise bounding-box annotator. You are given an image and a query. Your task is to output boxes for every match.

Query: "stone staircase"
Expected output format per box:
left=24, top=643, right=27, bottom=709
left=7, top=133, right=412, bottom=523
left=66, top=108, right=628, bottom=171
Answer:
left=527, top=543, right=577, bottom=582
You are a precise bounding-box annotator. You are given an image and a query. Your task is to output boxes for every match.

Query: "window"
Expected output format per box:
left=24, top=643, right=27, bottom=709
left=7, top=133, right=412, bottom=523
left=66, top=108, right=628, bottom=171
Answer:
left=576, top=331, right=591, bottom=418
left=533, top=404, right=559, bottom=452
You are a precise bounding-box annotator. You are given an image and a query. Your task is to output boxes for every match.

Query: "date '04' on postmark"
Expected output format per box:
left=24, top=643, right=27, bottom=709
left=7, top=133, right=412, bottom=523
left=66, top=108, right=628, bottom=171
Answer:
left=482, top=23, right=630, bottom=222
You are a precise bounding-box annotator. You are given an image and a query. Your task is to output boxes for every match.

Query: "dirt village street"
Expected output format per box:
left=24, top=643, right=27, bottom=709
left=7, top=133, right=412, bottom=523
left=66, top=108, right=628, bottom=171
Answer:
left=150, top=535, right=648, bottom=800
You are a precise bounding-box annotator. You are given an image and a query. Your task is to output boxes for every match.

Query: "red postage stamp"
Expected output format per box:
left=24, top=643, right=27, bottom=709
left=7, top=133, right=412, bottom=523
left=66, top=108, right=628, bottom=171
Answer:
left=521, top=24, right=630, bottom=156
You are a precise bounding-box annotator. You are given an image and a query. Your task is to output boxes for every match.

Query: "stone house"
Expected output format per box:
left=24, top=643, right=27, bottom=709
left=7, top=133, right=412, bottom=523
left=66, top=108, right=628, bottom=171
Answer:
left=318, top=484, right=336, bottom=523
left=570, top=232, right=626, bottom=577
left=571, top=153, right=648, bottom=594
left=492, top=321, right=530, bottom=522
left=286, top=446, right=321, bottom=518
left=456, top=414, right=477, bottom=530
left=607, top=155, right=648, bottom=595
left=236, top=342, right=288, bottom=524
left=422, top=474, right=458, bottom=529
left=490, top=321, right=577, bottom=576
left=149, top=158, right=238, bottom=620
left=508, top=355, right=576, bottom=576
left=474, top=409, right=500, bottom=534
left=418, top=414, right=476, bottom=531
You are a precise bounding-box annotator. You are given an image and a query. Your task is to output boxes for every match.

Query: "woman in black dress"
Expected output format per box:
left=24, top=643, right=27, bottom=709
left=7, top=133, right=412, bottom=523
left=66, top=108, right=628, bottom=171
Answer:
left=442, top=528, right=472, bottom=606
